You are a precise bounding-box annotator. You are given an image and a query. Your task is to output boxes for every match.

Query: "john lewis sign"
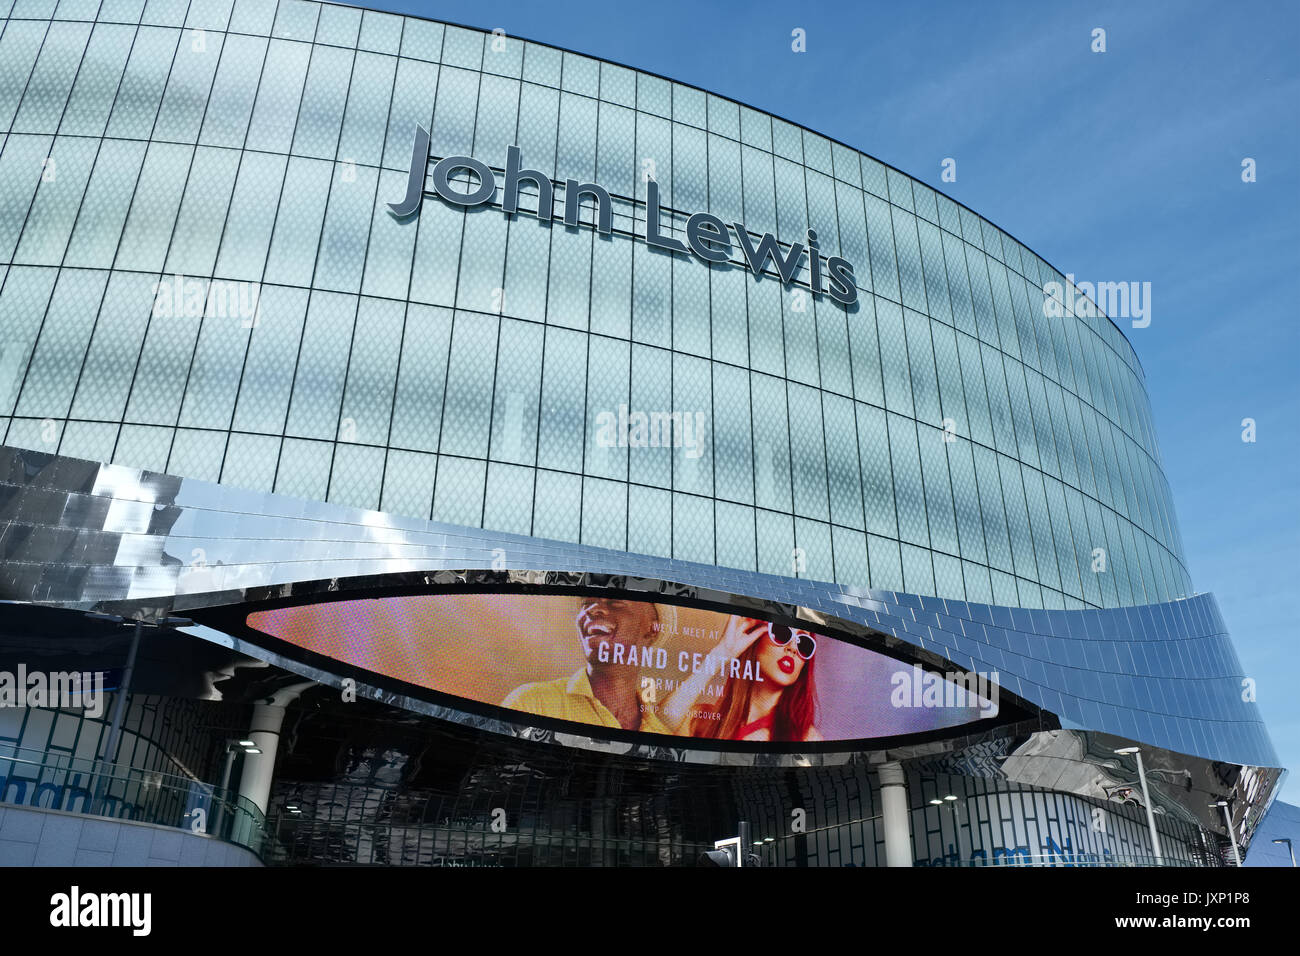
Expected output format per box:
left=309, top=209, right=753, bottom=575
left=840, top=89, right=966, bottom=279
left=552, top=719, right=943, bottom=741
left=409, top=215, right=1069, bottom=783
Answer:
left=390, top=126, right=859, bottom=306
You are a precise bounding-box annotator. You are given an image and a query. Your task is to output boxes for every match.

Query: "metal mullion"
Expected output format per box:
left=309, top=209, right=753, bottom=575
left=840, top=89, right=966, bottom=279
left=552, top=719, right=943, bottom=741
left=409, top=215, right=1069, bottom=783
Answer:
left=378, top=35, right=447, bottom=519
left=948, top=238, right=1004, bottom=595
left=867, top=211, right=1156, bottom=480
left=737, top=117, right=759, bottom=571
left=108, top=1, right=232, bottom=463
left=524, top=48, right=564, bottom=536
left=864, top=184, right=905, bottom=588
left=0, top=10, right=95, bottom=440
left=1035, top=356, right=1089, bottom=603
left=269, top=13, right=365, bottom=491
left=767, top=127, right=797, bottom=577
left=478, top=54, right=526, bottom=515
left=801, top=148, right=839, bottom=583
left=915, top=240, right=1160, bottom=478
left=894, top=223, right=942, bottom=592
left=6, top=2, right=135, bottom=451
left=427, top=35, right=490, bottom=521
left=701, top=108, right=717, bottom=564
left=52, top=13, right=156, bottom=452
left=321, top=18, right=407, bottom=503
left=573, top=76, right=604, bottom=544
left=621, top=71, right=640, bottom=552
left=964, top=229, right=1025, bottom=603
left=919, top=220, right=972, bottom=590
left=170, top=1, right=285, bottom=465
left=220, top=4, right=330, bottom=475
left=825, top=171, right=870, bottom=560
left=666, top=89, right=675, bottom=555
left=0, top=10, right=54, bottom=142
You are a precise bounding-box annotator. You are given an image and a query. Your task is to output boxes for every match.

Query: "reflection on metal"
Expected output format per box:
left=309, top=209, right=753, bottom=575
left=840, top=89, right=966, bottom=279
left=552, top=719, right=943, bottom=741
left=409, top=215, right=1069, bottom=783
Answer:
left=0, top=445, right=1283, bottom=856
left=248, top=695, right=1223, bottom=867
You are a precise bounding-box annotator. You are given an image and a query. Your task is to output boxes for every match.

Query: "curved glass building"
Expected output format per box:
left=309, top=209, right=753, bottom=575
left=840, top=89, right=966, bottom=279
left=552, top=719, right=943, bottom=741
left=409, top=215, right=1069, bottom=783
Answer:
left=0, top=0, right=1282, bottom=868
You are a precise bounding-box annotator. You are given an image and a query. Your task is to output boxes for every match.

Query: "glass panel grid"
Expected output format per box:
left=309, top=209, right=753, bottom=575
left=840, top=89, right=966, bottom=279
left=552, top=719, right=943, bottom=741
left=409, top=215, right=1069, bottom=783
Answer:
left=0, top=9, right=1185, bottom=609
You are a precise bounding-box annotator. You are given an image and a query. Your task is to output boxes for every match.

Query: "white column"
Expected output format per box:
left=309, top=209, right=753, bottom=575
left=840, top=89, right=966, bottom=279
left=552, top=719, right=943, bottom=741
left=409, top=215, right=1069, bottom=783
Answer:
left=234, top=681, right=315, bottom=843
left=238, top=702, right=286, bottom=816
left=878, top=761, right=913, bottom=867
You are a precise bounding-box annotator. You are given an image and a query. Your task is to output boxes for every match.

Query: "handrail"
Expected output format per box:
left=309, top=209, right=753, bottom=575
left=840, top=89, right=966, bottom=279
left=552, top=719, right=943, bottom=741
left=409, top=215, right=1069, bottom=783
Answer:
left=0, top=746, right=272, bottom=859
left=0, top=744, right=207, bottom=790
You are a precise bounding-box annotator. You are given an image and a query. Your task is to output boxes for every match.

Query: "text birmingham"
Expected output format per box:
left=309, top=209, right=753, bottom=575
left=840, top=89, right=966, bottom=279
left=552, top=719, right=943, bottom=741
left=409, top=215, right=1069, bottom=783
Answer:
left=390, top=127, right=859, bottom=306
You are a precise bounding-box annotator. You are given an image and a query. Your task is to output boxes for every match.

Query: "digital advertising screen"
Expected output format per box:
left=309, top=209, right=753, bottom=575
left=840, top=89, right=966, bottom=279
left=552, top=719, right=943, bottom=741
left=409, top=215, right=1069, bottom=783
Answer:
left=245, top=592, right=1001, bottom=746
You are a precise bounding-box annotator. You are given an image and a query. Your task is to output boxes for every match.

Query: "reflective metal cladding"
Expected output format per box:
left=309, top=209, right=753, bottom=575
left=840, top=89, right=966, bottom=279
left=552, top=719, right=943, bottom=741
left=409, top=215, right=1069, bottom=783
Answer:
left=0, top=445, right=1278, bottom=774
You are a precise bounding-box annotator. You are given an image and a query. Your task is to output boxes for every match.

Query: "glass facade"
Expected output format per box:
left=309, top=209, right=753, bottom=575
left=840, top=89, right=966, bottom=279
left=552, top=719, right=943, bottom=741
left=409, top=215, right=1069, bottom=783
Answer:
left=0, top=0, right=1192, bottom=612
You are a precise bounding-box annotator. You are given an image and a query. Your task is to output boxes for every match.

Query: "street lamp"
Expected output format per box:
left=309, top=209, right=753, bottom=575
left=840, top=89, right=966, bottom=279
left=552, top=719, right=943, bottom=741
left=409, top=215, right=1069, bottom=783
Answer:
left=1273, top=838, right=1296, bottom=867
left=1114, top=747, right=1163, bottom=864
left=212, top=737, right=263, bottom=836
left=1210, top=801, right=1242, bottom=866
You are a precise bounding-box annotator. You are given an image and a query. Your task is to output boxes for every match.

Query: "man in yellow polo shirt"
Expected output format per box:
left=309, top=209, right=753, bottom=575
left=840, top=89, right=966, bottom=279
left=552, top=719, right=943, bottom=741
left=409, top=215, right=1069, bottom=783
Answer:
left=503, top=597, right=672, bottom=735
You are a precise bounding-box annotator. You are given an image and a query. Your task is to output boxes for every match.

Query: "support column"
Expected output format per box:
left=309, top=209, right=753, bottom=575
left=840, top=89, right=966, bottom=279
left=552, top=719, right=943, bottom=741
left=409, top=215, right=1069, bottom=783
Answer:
left=235, top=681, right=315, bottom=843
left=877, top=760, right=913, bottom=867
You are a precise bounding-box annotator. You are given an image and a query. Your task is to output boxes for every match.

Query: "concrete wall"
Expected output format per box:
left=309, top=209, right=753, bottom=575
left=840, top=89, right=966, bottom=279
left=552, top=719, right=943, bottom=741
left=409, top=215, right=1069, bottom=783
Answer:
left=0, top=805, right=263, bottom=867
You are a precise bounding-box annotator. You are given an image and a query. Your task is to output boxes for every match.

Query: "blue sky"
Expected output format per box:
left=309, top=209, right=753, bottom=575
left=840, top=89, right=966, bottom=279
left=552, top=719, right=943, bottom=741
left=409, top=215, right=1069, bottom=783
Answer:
left=372, top=0, right=1300, bottom=798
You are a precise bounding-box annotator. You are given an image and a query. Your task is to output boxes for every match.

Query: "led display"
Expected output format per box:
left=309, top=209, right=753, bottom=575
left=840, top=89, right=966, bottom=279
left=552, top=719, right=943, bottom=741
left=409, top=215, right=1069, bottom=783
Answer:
left=247, top=592, right=999, bottom=746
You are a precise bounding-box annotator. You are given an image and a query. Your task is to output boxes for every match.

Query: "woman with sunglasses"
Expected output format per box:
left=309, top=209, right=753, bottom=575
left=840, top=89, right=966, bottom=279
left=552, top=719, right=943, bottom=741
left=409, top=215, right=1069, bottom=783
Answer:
left=656, top=616, right=823, bottom=742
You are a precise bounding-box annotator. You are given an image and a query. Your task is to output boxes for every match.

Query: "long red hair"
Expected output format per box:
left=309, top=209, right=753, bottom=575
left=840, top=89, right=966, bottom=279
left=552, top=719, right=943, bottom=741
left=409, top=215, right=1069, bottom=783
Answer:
left=691, top=633, right=817, bottom=741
